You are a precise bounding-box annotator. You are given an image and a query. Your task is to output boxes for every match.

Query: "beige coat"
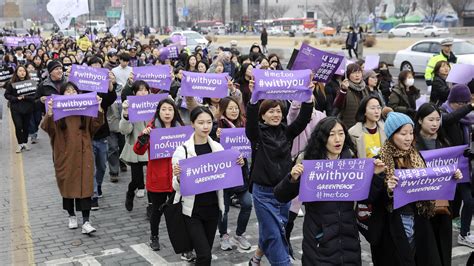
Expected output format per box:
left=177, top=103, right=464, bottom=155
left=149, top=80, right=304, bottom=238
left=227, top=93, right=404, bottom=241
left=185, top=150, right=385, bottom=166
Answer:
left=119, top=113, right=149, bottom=164
left=348, top=121, right=387, bottom=158
left=41, top=113, right=104, bottom=199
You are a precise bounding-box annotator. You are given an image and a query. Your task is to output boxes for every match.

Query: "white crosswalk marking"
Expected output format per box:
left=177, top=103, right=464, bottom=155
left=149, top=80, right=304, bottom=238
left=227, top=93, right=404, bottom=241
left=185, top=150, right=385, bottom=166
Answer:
left=44, top=248, right=124, bottom=265
left=130, top=243, right=185, bottom=265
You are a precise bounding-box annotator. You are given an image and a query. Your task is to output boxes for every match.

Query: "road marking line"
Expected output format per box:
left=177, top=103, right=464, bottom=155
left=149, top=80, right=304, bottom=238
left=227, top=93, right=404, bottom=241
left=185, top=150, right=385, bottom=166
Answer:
left=453, top=246, right=473, bottom=258
left=9, top=109, right=34, bottom=265
left=130, top=243, right=185, bottom=265
left=44, top=248, right=124, bottom=265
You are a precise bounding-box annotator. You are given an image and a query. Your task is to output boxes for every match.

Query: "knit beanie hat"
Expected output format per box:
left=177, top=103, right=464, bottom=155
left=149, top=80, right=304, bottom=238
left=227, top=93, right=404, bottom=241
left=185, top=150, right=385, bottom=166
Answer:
left=47, top=60, right=63, bottom=73
left=448, top=84, right=471, bottom=103
left=384, top=112, right=414, bottom=139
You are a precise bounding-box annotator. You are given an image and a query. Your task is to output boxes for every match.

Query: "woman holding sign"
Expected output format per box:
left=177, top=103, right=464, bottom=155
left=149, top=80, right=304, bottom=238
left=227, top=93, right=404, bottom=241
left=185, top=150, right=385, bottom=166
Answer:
left=246, top=79, right=314, bottom=265
left=376, top=111, right=462, bottom=266
left=172, top=106, right=245, bottom=265
left=4, top=65, right=35, bottom=153
left=120, top=80, right=151, bottom=212
left=133, top=98, right=185, bottom=251
left=40, top=82, right=104, bottom=235
left=274, top=116, right=386, bottom=265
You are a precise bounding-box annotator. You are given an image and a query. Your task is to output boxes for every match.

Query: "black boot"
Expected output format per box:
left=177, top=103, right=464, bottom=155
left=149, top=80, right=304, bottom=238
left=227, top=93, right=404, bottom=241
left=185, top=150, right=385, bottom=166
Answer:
left=125, top=192, right=134, bottom=211
left=146, top=204, right=152, bottom=220
left=150, top=235, right=160, bottom=251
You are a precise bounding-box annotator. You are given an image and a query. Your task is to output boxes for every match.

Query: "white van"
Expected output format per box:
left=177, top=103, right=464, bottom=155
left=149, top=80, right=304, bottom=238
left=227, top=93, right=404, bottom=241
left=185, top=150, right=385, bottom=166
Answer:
left=212, top=25, right=226, bottom=35
left=85, top=20, right=107, bottom=32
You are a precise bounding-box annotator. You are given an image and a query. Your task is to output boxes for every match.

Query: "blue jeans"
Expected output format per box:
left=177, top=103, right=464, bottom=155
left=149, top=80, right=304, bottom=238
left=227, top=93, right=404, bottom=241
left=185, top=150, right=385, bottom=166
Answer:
left=401, top=214, right=415, bottom=244
left=218, top=189, right=253, bottom=236
left=28, top=109, right=42, bottom=137
left=252, top=184, right=290, bottom=266
left=93, top=138, right=108, bottom=198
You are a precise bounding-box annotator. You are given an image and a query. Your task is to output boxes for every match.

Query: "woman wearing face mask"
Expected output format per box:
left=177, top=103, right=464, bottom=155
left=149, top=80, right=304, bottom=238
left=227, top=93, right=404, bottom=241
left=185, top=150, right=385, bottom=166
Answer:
left=246, top=79, right=315, bottom=265
left=388, top=70, right=420, bottom=120
left=4, top=65, right=35, bottom=152
left=414, top=103, right=453, bottom=266
left=376, top=62, right=393, bottom=104
left=274, top=116, right=386, bottom=265
left=120, top=80, right=152, bottom=212
left=41, top=82, right=104, bottom=235
left=430, top=61, right=451, bottom=106
left=376, top=111, right=461, bottom=266
left=133, top=98, right=185, bottom=251
left=172, top=106, right=245, bottom=265
left=214, top=96, right=253, bottom=251
left=333, top=63, right=368, bottom=129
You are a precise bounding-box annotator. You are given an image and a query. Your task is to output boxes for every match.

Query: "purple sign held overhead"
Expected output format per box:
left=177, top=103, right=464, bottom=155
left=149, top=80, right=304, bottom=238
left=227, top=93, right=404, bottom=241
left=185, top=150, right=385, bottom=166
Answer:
left=179, top=149, right=244, bottom=196
left=220, top=128, right=252, bottom=158
left=364, top=55, right=380, bottom=71
left=133, top=65, right=172, bottom=91
left=292, top=43, right=344, bottom=83
left=127, top=93, right=169, bottom=122
left=393, top=165, right=458, bottom=209
left=52, top=92, right=99, bottom=121
left=68, top=64, right=109, bottom=93
left=420, top=145, right=469, bottom=183
left=180, top=71, right=229, bottom=98
left=159, top=45, right=179, bottom=60
left=299, top=159, right=375, bottom=202
left=171, top=35, right=187, bottom=46
left=150, top=126, right=194, bottom=159
left=251, top=69, right=312, bottom=102
left=446, top=64, right=474, bottom=85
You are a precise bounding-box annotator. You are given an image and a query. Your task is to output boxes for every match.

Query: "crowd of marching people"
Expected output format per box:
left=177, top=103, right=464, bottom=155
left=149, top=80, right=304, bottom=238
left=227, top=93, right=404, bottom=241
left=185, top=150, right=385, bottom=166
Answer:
left=2, top=30, right=474, bottom=266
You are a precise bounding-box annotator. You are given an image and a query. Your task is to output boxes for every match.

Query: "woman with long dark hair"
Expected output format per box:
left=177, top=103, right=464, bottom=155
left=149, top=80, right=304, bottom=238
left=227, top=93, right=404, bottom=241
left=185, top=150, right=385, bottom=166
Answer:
left=274, top=116, right=386, bottom=265
left=388, top=70, right=420, bottom=119
left=430, top=61, right=451, bottom=106
left=41, top=82, right=104, bottom=234
left=185, top=55, right=198, bottom=72
left=134, top=98, right=185, bottom=251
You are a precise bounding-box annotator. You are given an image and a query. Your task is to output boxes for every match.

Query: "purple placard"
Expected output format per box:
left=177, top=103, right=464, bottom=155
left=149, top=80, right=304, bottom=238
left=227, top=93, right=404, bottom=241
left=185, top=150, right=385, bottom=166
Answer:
left=3, top=36, right=41, bottom=47
left=393, top=165, right=458, bottom=209
left=171, top=35, right=187, bottom=46
left=180, top=71, right=229, bottom=98
left=179, top=149, right=243, bottom=196
left=364, top=55, right=380, bottom=71
left=159, top=45, right=179, bottom=60
left=220, top=128, right=251, bottom=158
left=12, top=80, right=38, bottom=96
left=24, top=36, right=41, bottom=45
left=299, top=159, right=375, bottom=202
left=292, top=43, right=344, bottom=83
left=52, top=92, right=99, bottom=121
left=251, top=69, right=312, bottom=102
left=149, top=126, right=194, bottom=159
left=420, top=145, right=469, bottom=183
left=127, top=93, right=168, bottom=122
left=133, top=65, right=172, bottom=91
left=446, top=64, right=474, bottom=85
left=68, top=64, right=109, bottom=93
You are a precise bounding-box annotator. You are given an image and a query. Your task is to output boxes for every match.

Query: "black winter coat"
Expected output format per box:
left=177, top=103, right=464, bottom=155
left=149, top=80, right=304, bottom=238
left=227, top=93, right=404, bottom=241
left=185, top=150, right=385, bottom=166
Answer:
left=440, top=103, right=473, bottom=146
left=4, top=80, right=36, bottom=114
left=430, top=75, right=449, bottom=106
left=35, top=76, right=66, bottom=112
left=274, top=149, right=385, bottom=266
left=246, top=101, right=312, bottom=187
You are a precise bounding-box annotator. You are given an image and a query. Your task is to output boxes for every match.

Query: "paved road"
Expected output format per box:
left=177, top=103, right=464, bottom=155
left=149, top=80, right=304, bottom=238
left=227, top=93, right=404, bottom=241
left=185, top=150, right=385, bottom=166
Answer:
left=0, top=91, right=471, bottom=265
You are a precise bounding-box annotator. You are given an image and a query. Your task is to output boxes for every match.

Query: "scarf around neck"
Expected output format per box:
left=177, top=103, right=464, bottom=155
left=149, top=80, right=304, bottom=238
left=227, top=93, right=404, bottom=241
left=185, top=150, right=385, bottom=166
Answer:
left=349, top=80, right=366, bottom=92
left=379, top=141, right=435, bottom=217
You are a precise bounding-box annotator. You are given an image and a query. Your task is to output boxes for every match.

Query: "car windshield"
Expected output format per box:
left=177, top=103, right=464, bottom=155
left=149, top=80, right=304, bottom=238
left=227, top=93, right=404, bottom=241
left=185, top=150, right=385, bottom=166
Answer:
left=453, top=41, right=474, bottom=55
left=184, top=32, right=203, bottom=40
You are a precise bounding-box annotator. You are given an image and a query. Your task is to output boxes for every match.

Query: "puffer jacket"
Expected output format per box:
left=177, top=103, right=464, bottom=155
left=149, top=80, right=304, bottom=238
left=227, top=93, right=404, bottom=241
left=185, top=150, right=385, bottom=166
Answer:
left=274, top=150, right=385, bottom=265
left=388, top=84, right=420, bottom=119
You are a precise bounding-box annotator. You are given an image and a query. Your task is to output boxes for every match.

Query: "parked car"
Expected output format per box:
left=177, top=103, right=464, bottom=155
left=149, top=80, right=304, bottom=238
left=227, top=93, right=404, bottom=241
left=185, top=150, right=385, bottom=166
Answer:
left=423, top=25, right=449, bottom=37
left=388, top=23, right=424, bottom=37
left=267, top=28, right=283, bottom=36
left=169, top=30, right=208, bottom=51
left=393, top=38, right=474, bottom=74
left=211, top=25, right=226, bottom=35
left=321, top=27, right=336, bottom=36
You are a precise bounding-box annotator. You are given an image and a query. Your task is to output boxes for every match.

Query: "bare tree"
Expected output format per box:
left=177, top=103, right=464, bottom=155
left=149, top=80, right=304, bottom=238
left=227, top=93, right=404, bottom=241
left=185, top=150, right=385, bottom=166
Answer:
left=366, top=0, right=382, bottom=32
left=267, top=5, right=289, bottom=19
left=318, top=1, right=345, bottom=27
left=449, top=0, right=474, bottom=26
left=188, top=4, right=205, bottom=22
left=202, top=0, right=222, bottom=21
left=346, top=0, right=364, bottom=27
left=394, top=0, right=412, bottom=22
left=420, top=0, right=446, bottom=24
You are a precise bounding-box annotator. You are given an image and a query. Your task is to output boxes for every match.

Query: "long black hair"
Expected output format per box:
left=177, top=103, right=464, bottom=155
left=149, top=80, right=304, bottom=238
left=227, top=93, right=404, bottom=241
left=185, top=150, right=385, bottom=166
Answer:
left=152, top=98, right=185, bottom=128
left=414, top=103, right=450, bottom=147
left=355, top=95, right=383, bottom=123
left=58, top=82, right=86, bottom=130
left=304, top=117, right=355, bottom=160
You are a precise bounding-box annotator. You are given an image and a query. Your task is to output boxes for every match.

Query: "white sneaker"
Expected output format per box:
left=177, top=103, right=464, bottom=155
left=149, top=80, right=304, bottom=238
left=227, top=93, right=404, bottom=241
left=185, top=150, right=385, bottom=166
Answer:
left=136, top=189, right=145, bottom=198
left=458, top=234, right=474, bottom=248
left=15, top=145, right=22, bottom=153
left=22, top=144, right=30, bottom=151
left=232, top=234, right=251, bottom=250
left=220, top=233, right=233, bottom=251
left=68, top=216, right=78, bottom=229
left=81, top=221, right=96, bottom=234
left=298, top=209, right=304, bottom=217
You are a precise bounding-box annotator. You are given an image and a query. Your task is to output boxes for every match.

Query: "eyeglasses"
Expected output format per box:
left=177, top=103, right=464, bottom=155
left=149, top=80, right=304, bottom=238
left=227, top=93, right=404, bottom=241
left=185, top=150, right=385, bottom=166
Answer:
left=367, top=106, right=382, bottom=111
left=226, top=107, right=239, bottom=111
